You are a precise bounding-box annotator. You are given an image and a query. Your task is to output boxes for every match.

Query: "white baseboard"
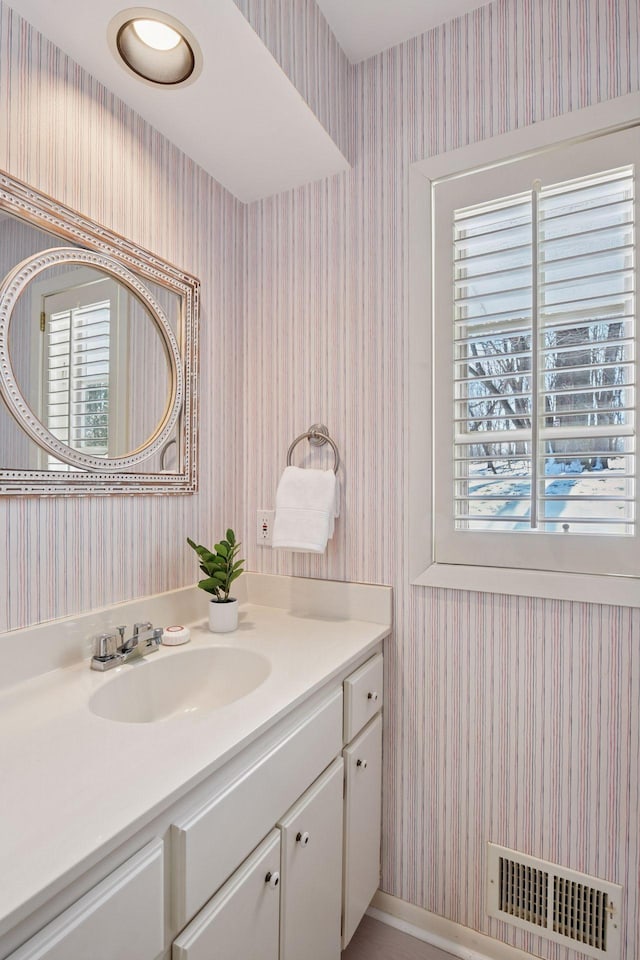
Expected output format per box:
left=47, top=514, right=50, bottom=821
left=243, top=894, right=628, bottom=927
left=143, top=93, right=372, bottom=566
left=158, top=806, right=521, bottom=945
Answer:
left=369, top=892, right=536, bottom=960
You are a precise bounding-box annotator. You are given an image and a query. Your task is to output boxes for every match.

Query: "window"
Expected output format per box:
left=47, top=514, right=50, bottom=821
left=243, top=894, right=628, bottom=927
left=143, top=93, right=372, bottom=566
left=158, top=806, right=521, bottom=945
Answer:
left=36, top=274, right=125, bottom=470
left=453, top=166, right=634, bottom=538
left=44, top=294, right=112, bottom=464
left=409, top=96, right=640, bottom=601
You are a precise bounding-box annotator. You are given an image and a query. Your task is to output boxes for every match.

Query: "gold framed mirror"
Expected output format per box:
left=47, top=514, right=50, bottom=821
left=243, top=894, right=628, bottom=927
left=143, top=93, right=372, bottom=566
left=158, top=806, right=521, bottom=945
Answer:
left=0, top=169, right=199, bottom=495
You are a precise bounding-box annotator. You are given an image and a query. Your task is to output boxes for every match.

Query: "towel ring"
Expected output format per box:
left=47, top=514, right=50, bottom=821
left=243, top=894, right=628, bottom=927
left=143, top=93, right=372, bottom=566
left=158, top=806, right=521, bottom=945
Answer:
left=286, top=423, right=340, bottom=474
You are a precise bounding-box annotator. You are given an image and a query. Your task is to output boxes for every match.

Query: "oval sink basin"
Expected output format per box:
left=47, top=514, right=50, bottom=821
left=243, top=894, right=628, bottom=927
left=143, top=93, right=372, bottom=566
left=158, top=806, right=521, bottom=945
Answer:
left=89, top=647, right=271, bottom=723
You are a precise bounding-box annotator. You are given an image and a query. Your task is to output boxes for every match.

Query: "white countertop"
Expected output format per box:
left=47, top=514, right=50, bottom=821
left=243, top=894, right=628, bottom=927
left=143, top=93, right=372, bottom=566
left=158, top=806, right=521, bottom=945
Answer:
left=0, top=587, right=391, bottom=939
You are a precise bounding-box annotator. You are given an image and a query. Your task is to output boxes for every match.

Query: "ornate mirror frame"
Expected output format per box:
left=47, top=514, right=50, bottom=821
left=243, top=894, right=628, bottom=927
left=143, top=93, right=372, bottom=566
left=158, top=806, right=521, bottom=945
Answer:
left=0, top=169, right=199, bottom=495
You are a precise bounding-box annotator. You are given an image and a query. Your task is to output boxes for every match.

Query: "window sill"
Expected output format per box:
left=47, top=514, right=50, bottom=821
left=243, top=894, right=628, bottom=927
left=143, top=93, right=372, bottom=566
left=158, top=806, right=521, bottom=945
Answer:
left=413, top=562, right=640, bottom=608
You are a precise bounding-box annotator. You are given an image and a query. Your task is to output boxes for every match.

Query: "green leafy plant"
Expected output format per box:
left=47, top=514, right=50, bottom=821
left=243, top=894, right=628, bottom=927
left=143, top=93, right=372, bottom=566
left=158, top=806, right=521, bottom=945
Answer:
left=187, top=529, right=244, bottom=602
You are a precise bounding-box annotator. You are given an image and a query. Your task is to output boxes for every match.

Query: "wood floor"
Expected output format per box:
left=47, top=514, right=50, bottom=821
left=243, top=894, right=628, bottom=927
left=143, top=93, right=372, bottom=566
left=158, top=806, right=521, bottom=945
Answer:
left=342, top=916, right=455, bottom=960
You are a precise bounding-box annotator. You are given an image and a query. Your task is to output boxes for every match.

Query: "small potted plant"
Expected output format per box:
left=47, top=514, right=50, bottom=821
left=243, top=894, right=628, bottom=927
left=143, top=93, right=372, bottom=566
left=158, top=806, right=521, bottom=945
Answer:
left=187, top=529, right=244, bottom=633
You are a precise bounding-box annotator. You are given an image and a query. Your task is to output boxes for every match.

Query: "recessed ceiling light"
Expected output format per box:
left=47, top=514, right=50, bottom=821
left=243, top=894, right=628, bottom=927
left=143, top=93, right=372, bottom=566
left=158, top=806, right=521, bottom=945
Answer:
left=132, top=19, right=181, bottom=51
left=108, top=8, right=202, bottom=87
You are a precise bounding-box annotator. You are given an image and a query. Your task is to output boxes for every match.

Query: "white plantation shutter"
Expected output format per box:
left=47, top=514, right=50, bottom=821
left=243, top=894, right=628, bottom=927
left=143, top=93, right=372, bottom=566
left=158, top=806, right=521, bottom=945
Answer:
left=453, top=193, right=535, bottom=527
left=433, top=125, right=639, bottom=577
left=46, top=299, right=111, bottom=463
left=453, top=166, right=634, bottom=534
left=40, top=274, right=121, bottom=470
left=537, top=169, right=634, bottom=533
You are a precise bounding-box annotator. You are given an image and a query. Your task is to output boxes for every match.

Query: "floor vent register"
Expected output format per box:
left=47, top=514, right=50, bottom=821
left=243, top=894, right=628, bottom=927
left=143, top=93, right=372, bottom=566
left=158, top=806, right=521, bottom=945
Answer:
left=487, top=842, right=622, bottom=959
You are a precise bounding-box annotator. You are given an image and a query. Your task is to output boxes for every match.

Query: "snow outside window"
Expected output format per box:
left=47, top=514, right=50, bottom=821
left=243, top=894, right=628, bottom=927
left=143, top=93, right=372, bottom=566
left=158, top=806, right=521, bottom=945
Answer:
left=433, top=125, right=639, bottom=578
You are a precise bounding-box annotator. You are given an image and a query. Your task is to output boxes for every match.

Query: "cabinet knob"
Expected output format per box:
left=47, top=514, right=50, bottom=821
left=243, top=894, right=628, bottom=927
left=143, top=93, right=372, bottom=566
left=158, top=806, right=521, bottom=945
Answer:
left=296, top=831, right=310, bottom=847
left=356, top=758, right=368, bottom=769
left=367, top=691, right=379, bottom=702
left=265, top=871, right=280, bottom=888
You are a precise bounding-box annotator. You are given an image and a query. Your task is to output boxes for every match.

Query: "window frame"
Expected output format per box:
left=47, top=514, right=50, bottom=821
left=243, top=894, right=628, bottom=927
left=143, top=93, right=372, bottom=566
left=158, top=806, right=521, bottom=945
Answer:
left=408, top=92, right=640, bottom=607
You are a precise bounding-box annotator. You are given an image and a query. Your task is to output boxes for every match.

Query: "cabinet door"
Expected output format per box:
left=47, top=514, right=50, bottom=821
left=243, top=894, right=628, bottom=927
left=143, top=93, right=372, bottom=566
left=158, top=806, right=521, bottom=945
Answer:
left=278, top=758, right=343, bottom=960
left=342, top=714, right=382, bottom=948
left=7, top=840, right=164, bottom=960
left=172, top=830, right=281, bottom=960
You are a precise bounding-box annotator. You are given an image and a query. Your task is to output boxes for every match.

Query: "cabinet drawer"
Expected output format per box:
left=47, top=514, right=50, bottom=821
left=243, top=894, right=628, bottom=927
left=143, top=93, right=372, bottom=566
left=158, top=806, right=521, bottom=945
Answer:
left=342, top=714, right=382, bottom=949
left=171, top=688, right=342, bottom=925
left=7, top=840, right=164, bottom=960
left=173, top=830, right=281, bottom=960
left=343, top=653, right=383, bottom=743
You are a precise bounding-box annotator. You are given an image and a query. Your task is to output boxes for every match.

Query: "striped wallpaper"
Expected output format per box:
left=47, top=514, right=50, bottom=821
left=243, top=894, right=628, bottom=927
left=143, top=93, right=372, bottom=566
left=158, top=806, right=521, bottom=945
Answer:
left=240, top=2, right=640, bottom=959
left=0, top=2, right=246, bottom=630
left=1, top=2, right=639, bottom=959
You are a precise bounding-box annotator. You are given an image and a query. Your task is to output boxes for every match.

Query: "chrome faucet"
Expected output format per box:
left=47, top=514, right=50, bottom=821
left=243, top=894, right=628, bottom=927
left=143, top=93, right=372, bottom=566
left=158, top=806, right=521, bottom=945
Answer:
left=90, top=621, right=163, bottom=671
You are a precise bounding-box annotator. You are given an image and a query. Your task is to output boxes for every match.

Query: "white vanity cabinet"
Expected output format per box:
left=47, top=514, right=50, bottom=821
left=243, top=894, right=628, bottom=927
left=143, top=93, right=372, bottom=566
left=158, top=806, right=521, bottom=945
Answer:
left=170, top=692, right=346, bottom=960
left=170, top=688, right=343, bottom=929
left=1, top=643, right=386, bottom=960
left=5, top=841, right=164, bottom=960
left=341, top=653, right=384, bottom=948
left=169, top=654, right=384, bottom=960
left=174, top=756, right=346, bottom=960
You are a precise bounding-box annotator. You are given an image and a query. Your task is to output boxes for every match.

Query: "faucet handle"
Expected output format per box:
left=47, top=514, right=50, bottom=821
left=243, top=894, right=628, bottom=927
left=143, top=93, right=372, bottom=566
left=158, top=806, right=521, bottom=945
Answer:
left=93, top=632, right=119, bottom=659
left=133, top=621, right=152, bottom=637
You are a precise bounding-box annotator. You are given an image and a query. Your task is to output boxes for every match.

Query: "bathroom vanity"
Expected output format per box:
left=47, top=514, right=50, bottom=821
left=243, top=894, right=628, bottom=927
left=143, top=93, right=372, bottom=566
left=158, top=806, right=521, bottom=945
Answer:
left=0, top=575, right=391, bottom=960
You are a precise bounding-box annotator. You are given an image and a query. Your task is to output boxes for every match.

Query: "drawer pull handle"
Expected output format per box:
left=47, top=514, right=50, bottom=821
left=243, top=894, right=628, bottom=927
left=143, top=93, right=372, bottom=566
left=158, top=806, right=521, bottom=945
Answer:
left=356, top=758, right=367, bottom=769
left=367, top=691, right=379, bottom=702
left=296, top=831, right=310, bottom=847
left=265, top=871, right=280, bottom=888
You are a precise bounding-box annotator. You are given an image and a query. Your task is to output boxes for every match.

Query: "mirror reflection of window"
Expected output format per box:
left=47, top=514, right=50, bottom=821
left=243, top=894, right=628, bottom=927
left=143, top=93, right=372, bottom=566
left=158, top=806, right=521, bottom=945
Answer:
left=37, top=274, right=125, bottom=470
left=45, top=297, right=110, bottom=467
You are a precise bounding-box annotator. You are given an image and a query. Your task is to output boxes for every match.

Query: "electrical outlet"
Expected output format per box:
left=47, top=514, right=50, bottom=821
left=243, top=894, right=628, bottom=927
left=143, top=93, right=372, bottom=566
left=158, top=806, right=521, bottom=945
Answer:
left=256, top=509, right=274, bottom=546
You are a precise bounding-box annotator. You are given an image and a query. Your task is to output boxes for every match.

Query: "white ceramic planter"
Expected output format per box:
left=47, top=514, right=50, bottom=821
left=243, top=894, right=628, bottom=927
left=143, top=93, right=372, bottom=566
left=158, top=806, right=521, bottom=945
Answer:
left=208, top=598, right=239, bottom=633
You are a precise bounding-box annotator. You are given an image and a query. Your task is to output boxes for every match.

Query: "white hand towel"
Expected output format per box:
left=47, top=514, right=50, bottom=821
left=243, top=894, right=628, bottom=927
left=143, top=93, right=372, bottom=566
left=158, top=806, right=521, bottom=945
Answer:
left=272, top=466, right=339, bottom=553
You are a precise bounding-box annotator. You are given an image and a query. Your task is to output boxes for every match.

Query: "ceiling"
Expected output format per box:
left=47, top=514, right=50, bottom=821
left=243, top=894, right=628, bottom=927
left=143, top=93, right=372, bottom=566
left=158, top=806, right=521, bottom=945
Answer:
left=8, top=0, right=489, bottom=203
left=7, top=0, right=349, bottom=203
left=315, top=0, right=492, bottom=63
